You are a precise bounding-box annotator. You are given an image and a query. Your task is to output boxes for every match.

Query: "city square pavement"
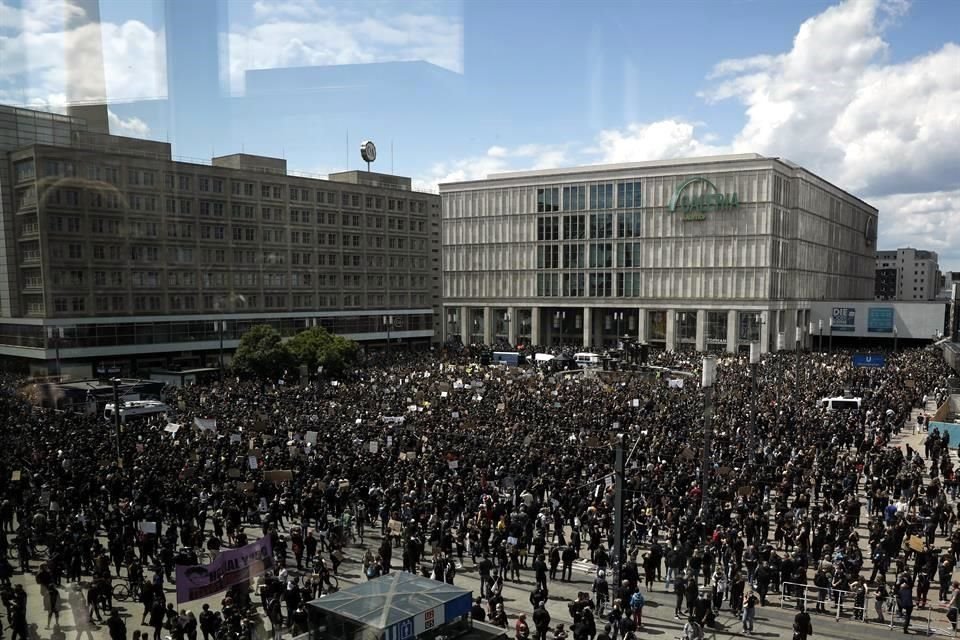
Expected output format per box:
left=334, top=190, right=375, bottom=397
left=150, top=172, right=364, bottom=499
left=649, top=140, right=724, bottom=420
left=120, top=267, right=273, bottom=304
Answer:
left=7, top=400, right=952, bottom=640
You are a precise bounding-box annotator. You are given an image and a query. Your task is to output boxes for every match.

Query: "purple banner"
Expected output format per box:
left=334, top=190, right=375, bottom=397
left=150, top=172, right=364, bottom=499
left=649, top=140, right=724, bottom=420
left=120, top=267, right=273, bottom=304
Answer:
left=176, top=536, right=273, bottom=604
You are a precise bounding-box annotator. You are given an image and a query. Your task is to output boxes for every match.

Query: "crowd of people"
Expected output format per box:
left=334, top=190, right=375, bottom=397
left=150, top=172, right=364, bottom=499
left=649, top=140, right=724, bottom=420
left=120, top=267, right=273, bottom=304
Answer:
left=0, top=342, right=956, bottom=640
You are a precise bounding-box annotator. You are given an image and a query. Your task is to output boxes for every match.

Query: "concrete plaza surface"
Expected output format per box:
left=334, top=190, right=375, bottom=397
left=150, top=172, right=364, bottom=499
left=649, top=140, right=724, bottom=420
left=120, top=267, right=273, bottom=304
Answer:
left=6, top=402, right=953, bottom=640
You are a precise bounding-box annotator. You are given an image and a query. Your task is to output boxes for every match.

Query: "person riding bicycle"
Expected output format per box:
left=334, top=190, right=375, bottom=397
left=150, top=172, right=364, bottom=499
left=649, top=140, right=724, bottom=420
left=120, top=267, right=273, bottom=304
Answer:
left=592, top=570, right=609, bottom=614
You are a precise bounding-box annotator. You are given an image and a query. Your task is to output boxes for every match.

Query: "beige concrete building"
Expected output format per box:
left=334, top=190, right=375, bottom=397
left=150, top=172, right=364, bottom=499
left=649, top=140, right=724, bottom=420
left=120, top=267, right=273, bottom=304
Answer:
left=875, top=248, right=940, bottom=301
left=439, top=154, right=878, bottom=352
left=0, top=105, right=441, bottom=377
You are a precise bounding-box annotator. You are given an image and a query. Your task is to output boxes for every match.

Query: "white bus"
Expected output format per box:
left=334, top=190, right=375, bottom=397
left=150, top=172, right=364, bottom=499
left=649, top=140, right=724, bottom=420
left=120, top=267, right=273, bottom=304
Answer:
left=574, top=352, right=601, bottom=368
left=104, top=400, right=170, bottom=424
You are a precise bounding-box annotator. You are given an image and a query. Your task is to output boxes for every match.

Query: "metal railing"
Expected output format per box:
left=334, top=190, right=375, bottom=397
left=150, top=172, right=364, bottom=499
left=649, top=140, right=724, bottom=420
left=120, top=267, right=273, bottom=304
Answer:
left=779, top=581, right=958, bottom=636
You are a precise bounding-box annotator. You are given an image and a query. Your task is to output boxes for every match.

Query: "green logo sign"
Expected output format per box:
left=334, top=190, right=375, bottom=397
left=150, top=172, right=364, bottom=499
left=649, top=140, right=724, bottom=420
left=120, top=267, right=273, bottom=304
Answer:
left=668, top=177, right=738, bottom=221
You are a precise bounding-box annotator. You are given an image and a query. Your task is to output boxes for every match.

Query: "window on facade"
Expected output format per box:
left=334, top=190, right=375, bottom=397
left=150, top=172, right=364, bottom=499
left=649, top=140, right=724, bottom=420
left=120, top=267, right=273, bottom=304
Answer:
left=617, top=242, right=640, bottom=267
left=618, top=211, right=642, bottom=237
left=562, top=185, right=586, bottom=211
left=589, top=213, right=612, bottom=238
left=536, top=273, right=560, bottom=297
left=616, top=273, right=641, bottom=297
left=537, top=216, right=560, bottom=241
left=590, top=183, right=614, bottom=209
left=617, top=181, right=642, bottom=208
left=536, top=244, right=560, bottom=269
left=588, top=272, right=612, bottom=296
left=536, top=187, right=560, bottom=212
left=589, top=243, right=613, bottom=268
left=562, top=244, right=585, bottom=269
left=562, top=214, right=585, bottom=239
left=562, top=272, right=585, bottom=297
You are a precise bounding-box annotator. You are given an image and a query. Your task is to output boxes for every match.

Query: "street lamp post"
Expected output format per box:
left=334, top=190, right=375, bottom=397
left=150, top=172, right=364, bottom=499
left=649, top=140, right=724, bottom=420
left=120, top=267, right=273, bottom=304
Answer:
left=749, top=342, right=760, bottom=460
left=893, top=325, right=898, bottom=352
left=701, top=356, right=717, bottom=525
left=795, top=329, right=802, bottom=389
left=613, top=311, right=624, bottom=348
left=213, top=320, right=227, bottom=384
left=446, top=310, right=456, bottom=342
left=818, top=319, right=823, bottom=354
left=828, top=319, right=834, bottom=354
left=503, top=311, right=511, bottom=346
left=383, top=315, right=394, bottom=356
left=47, top=326, right=63, bottom=381
left=555, top=311, right=566, bottom=346
left=111, top=377, right=122, bottom=467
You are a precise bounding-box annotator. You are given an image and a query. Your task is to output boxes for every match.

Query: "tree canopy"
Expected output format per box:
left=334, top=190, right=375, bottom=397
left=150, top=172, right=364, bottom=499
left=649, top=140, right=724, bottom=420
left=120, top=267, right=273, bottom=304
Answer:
left=230, top=324, right=295, bottom=380
left=285, top=326, right=359, bottom=376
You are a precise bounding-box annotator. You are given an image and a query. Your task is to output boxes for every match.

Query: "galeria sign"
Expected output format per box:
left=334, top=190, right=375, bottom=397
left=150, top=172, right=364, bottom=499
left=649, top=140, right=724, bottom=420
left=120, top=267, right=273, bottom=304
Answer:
left=668, top=177, right=738, bottom=220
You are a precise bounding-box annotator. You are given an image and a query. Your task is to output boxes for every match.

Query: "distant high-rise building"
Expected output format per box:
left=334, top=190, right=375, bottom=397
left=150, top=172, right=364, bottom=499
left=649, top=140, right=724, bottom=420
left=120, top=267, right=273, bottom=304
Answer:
left=875, top=248, right=939, bottom=301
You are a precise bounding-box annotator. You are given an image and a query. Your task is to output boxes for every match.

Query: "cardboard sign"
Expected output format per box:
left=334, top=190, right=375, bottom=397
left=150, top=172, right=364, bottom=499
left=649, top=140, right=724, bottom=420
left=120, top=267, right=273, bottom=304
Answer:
left=448, top=460, right=459, bottom=469
left=11, top=471, right=21, bottom=482
left=264, top=470, right=294, bottom=483
left=305, top=431, right=318, bottom=445
left=248, top=455, right=258, bottom=470
left=164, top=423, right=182, bottom=434
left=230, top=434, right=242, bottom=444
left=369, top=441, right=379, bottom=454
left=737, top=486, right=753, bottom=497
left=388, top=519, right=403, bottom=535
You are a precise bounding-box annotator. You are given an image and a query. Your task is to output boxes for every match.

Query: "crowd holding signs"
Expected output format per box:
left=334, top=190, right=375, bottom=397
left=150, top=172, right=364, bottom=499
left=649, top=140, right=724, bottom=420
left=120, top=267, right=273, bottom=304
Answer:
left=0, top=344, right=956, bottom=640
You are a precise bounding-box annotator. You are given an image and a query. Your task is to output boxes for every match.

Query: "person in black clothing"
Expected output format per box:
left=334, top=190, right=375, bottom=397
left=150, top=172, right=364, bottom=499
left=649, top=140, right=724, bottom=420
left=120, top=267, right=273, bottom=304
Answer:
left=199, top=604, right=219, bottom=640
left=674, top=575, right=687, bottom=619
left=793, top=604, right=813, bottom=640
left=106, top=609, right=127, bottom=640
left=532, top=602, right=551, bottom=640
left=470, top=598, right=486, bottom=621
left=549, top=547, right=561, bottom=581
left=561, top=547, right=576, bottom=582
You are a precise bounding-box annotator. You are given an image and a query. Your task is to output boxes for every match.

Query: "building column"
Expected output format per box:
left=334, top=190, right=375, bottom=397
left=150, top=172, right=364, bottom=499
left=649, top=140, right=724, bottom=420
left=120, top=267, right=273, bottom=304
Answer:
left=482, top=306, right=493, bottom=345
left=726, top=309, right=738, bottom=353
left=760, top=310, right=771, bottom=354
left=695, top=310, right=707, bottom=352
left=531, top=307, right=541, bottom=346
left=637, top=307, right=648, bottom=343
left=582, top=306, right=592, bottom=348
left=460, top=305, right=469, bottom=344
left=665, top=309, right=677, bottom=352
left=507, top=306, right=517, bottom=346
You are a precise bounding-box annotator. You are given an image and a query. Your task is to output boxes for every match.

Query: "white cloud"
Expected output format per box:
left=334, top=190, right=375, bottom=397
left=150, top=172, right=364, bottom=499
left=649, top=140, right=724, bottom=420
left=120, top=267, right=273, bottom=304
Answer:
left=0, top=0, right=166, bottom=108
left=107, top=109, right=150, bottom=137
left=871, top=190, right=960, bottom=267
left=414, top=143, right=569, bottom=191
left=228, top=0, right=463, bottom=94
left=595, top=120, right=726, bottom=164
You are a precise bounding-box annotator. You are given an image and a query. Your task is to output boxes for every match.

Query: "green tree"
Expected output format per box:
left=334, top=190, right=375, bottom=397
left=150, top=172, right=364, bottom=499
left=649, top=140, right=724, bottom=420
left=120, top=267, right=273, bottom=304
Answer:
left=285, top=326, right=359, bottom=376
left=230, top=324, right=295, bottom=380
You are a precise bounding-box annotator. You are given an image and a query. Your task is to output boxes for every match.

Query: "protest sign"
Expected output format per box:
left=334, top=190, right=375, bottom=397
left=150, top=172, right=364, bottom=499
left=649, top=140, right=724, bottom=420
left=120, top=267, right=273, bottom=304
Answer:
left=175, top=536, right=273, bottom=604
left=229, top=434, right=242, bottom=444
left=164, top=423, right=181, bottom=434
left=247, top=455, right=258, bottom=470
left=264, top=470, right=294, bottom=483
left=194, top=418, right=217, bottom=433
left=139, top=521, right=157, bottom=534
left=305, top=431, right=318, bottom=445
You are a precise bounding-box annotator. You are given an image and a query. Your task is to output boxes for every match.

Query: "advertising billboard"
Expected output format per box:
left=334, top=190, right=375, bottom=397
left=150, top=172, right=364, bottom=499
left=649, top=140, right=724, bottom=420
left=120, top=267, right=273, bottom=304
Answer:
left=831, top=307, right=856, bottom=332
left=868, top=307, right=895, bottom=333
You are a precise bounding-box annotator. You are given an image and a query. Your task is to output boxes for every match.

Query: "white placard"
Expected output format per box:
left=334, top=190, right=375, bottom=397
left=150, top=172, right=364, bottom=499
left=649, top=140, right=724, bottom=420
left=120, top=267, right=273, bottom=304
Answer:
left=448, top=460, right=459, bottom=469
left=248, top=455, right=258, bottom=470
left=386, top=435, right=393, bottom=445
left=164, top=423, right=181, bottom=434
left=305, top=431, right=318, bottom=445
left=229, top=434, right=242, bottom=444
left=194, top=417, right=218, bottom=432
left=139, top=521, right=157, bottom=534
left=369, top=441, right=379, bottom=454
left=631, top=399, right=640, bottom=407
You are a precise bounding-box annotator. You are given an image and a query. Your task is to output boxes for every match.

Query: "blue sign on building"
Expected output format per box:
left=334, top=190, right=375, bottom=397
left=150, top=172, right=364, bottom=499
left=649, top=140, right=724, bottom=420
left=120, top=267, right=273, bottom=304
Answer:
left=868, top=307, right=895, bottom=333
left=852, top=354, right=886, bottom=368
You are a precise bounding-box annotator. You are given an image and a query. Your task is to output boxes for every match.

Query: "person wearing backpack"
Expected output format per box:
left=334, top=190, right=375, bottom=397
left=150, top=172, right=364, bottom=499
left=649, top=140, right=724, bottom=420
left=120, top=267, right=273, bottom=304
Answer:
left=629, top=590, right=644, bottom=627
left=792, top=603, right=813, bottom=640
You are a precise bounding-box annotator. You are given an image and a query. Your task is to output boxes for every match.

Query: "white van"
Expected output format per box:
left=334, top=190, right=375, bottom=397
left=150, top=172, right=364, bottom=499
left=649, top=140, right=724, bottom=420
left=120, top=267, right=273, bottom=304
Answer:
left=574, top=352, right=601, bottom=368
left=819, top=396, right=862, bottom=411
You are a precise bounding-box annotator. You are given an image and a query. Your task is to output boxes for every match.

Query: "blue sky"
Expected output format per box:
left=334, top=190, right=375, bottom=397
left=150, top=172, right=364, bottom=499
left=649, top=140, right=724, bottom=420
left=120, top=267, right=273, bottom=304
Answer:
left=1, top=0, right=960, bottom=269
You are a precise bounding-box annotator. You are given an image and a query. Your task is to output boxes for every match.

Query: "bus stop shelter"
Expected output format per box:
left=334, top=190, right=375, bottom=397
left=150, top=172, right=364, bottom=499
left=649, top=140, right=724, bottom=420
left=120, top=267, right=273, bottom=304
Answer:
left=307, top=573, right=475, bottom=640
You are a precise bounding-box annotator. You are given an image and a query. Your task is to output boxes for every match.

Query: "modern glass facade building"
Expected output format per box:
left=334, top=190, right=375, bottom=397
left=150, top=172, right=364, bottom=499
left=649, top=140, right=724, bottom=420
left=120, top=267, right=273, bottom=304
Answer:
left=439, top=154, right=878, bottom=352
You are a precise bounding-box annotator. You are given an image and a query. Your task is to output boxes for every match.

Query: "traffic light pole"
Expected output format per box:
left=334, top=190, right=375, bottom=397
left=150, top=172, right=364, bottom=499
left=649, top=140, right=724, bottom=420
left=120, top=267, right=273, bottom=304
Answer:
left=612, top=438, right=625, bottom=587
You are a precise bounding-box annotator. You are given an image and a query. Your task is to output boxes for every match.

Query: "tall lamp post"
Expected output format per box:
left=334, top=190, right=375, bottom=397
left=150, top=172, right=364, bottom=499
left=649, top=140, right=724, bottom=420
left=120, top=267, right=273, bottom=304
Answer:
left=893, top=325, right=899, bottom=352
left=446, top=310, right=457, bottom=342
left=828, top=318, right=834, bottom=354
left=502, top=311, right=511, bottom=346
left=612, top=311, right=624, bottom=348
left=555, top=311, right=566, bottom=346
left=383, top=315, right=395, bottom=356
left=795, top=328, right=802, bottom=389
left=818, top=319, right=823, bottom=354
left=700, top=356, right=717, bottom=525
left=47, top=326, right=63, bottom=381
left=213, top=320, right=227, bottom=384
